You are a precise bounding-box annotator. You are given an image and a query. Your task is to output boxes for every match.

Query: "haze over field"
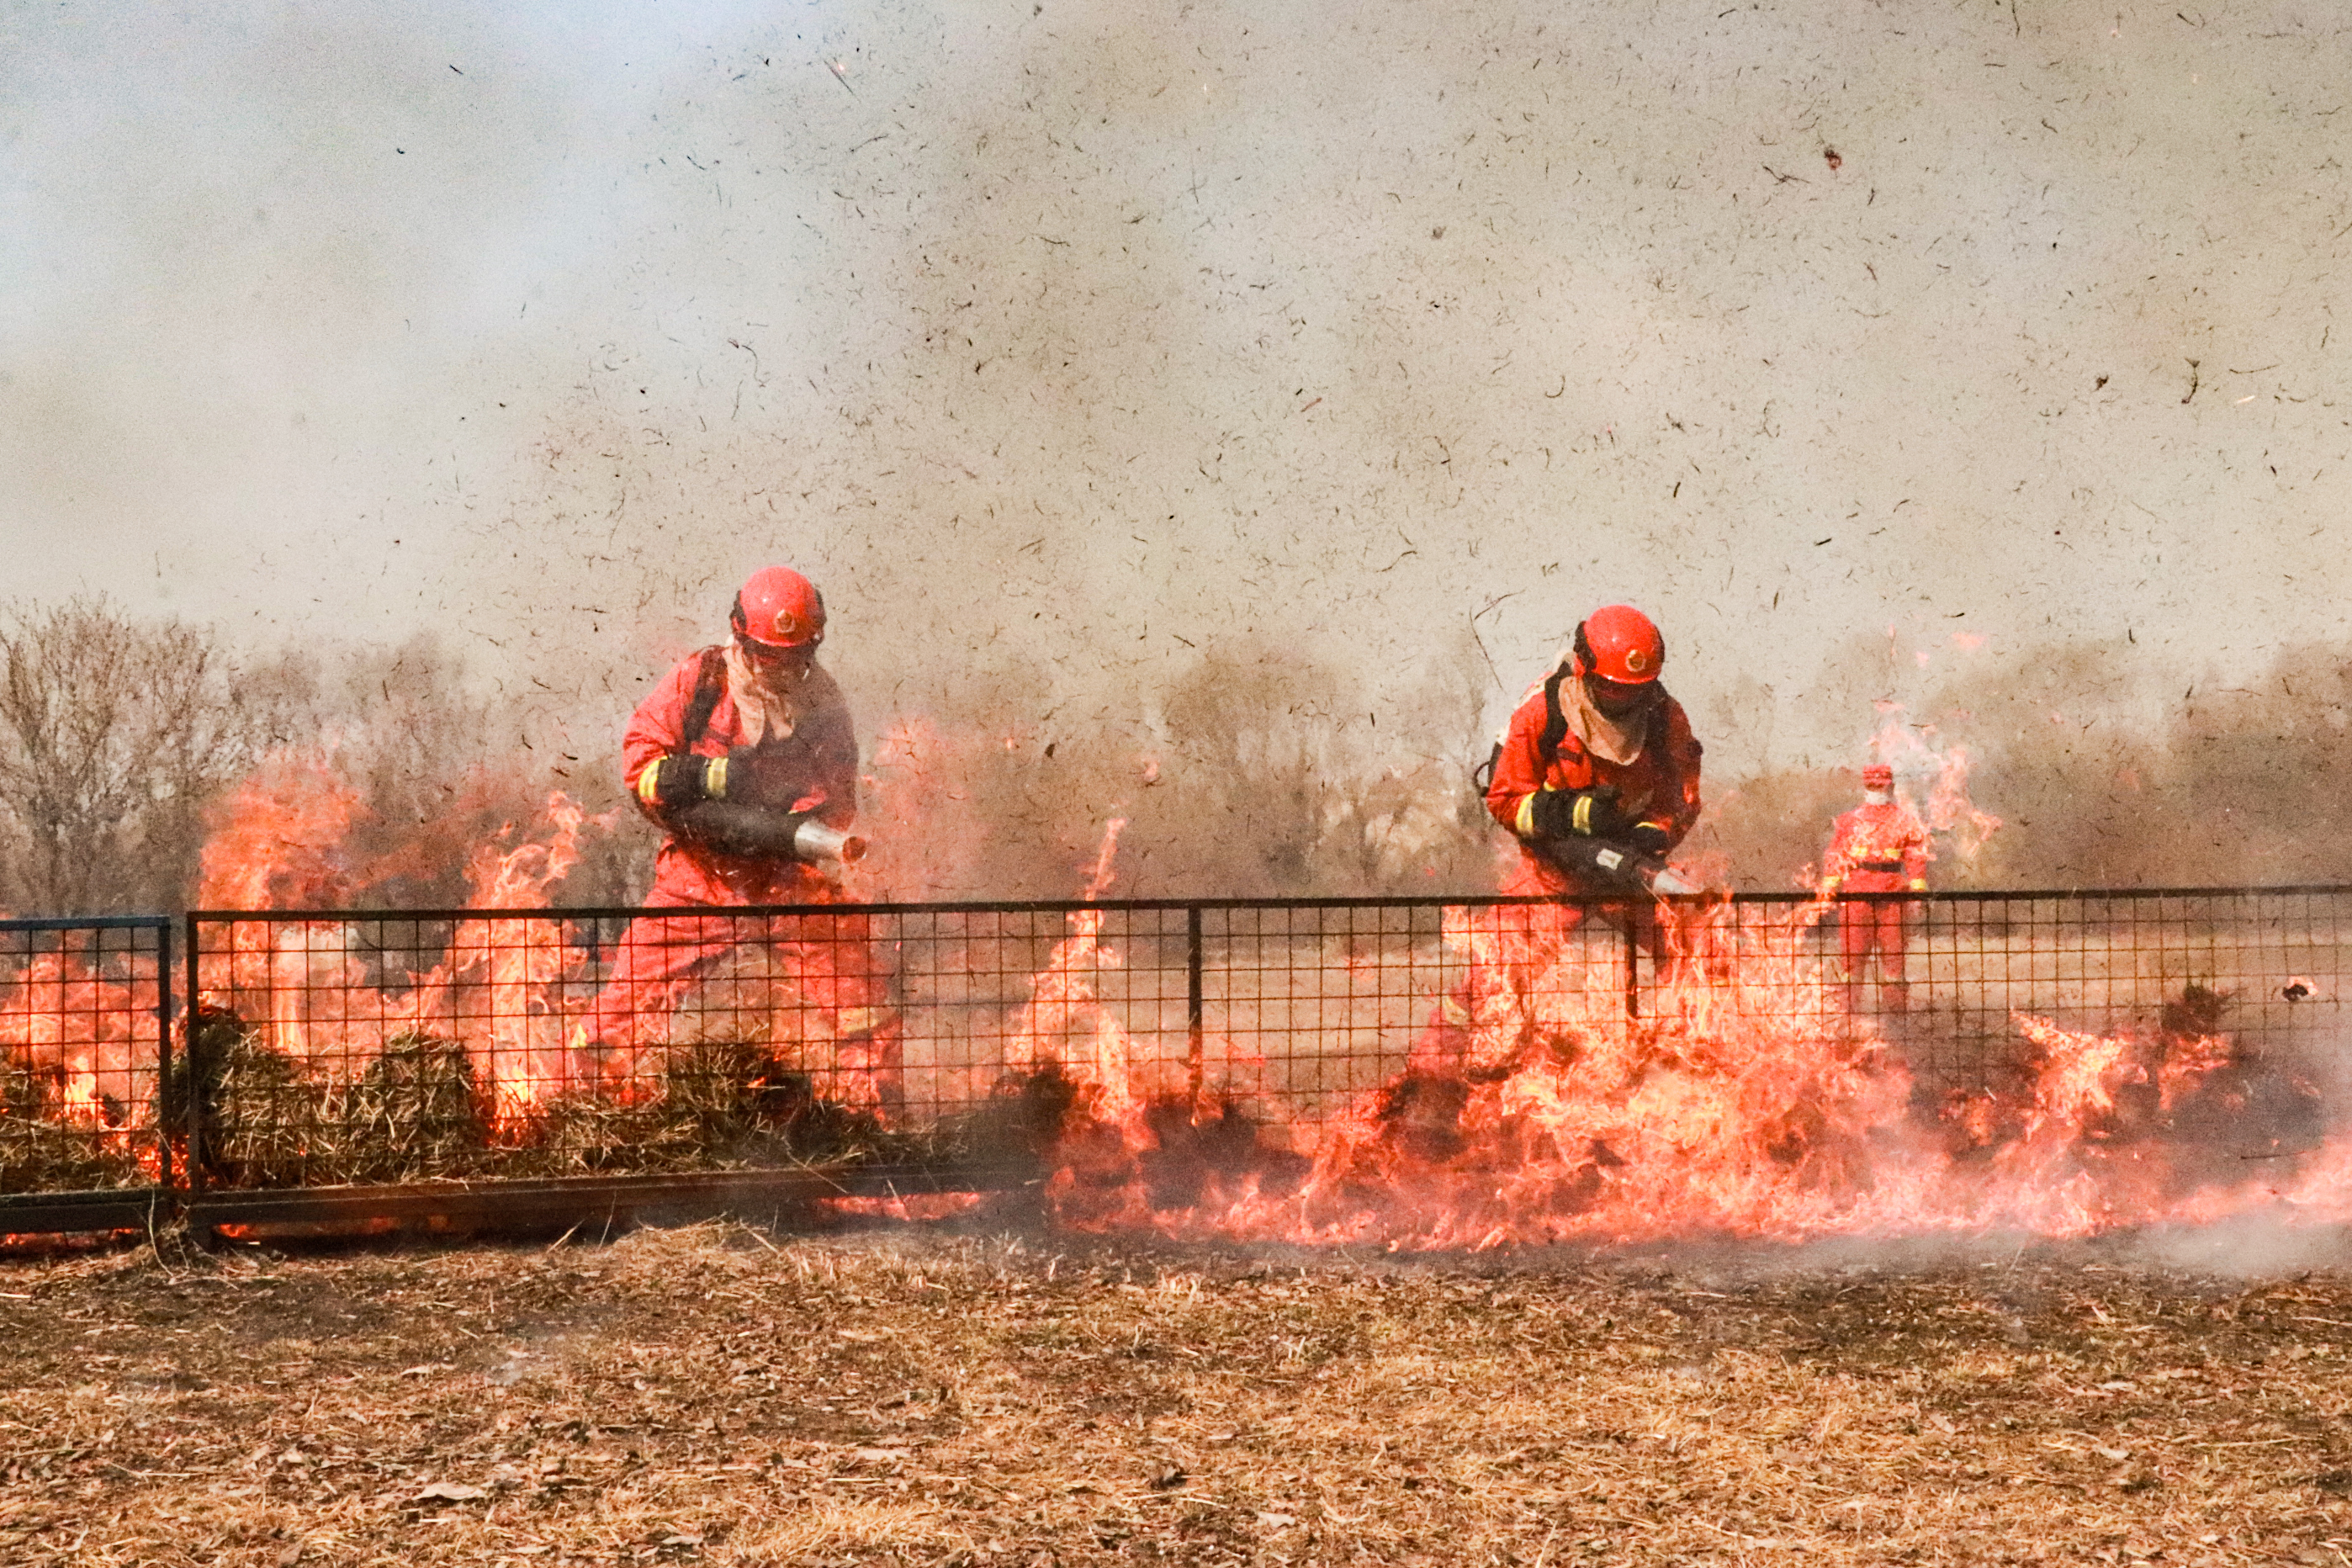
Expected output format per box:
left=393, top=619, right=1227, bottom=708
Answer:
left=5, top=0, right=2349, bottom=803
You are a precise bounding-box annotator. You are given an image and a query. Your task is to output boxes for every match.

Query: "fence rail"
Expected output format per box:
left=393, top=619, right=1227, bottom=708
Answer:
left=0, top=891, right=2344, bottom=1236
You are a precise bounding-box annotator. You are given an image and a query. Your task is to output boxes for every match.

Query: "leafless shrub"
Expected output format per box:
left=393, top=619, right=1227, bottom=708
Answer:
left=842, top=633, right=1495, bottom=902
left=0, top=598, right=253, bottom=913
left=0, top=602, right=631, bottom=915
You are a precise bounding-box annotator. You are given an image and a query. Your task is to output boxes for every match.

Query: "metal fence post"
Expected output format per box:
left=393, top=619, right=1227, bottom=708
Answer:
left=1622, top=905, right=1640, bottom=1020
left=1186, top=905, right=1205, bottom=1098
left=155, top=919, right=175, bottom=1193
left=183, top=912, right=206, bottom=1197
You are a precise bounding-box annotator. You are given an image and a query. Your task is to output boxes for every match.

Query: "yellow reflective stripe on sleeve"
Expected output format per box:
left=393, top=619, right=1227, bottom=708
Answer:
left=635, top=766, right=663, bottom=806
left=1513, top=793, right=1538, bottom=837
left=1571, top=792, right=1592, bottom=834
left=706, top=754, right=729, bottom=799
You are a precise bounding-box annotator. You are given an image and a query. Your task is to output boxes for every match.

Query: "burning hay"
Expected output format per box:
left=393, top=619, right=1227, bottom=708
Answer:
left=1018, top=892, right=2351, bottom=1253
left=7, top=756, right=2351, bottom=1263
left=177, top=1020, right=939, bottom=1188
left=0, top=1052, right=151, bottom=1194
left=0, top=937, right=162, bottom=1195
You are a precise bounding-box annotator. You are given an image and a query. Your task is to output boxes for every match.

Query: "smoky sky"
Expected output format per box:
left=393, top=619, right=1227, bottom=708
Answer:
left=5, top=0, right=2348, bottom=777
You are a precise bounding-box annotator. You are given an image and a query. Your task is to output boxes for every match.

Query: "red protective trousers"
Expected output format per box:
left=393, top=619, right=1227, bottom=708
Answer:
left=1412, top=861, right=1592, bottom=1079
left=578, top=879, right=900, bottom=1116
left=1836, top=898, right=1912, bottom=1011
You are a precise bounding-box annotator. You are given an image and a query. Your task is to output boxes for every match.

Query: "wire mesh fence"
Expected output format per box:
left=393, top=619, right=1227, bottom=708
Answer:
left=166, top=887, right=2352, bottom=1192
left=1, top=894, right=2340, bottom=1222
left=0, top=917, right=172, bottom=1198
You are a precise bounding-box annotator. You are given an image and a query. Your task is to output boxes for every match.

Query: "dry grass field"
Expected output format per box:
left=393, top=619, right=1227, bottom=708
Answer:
left=7, top=1213, right=2352, bottom=1566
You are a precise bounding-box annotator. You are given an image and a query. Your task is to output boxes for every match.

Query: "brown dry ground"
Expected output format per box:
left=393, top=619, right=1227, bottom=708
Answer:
left=6, top=1215, right=2352, bottom=1566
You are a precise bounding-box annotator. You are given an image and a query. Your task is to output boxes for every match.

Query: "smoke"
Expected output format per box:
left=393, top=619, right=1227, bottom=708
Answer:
left=10, top=3, right=2352, bottom=901
left=354, top=0, right=2352, bottom=782
left=841, top=626, right=1496, bottom=901
left=1683, top=628, right=2352, bottom=893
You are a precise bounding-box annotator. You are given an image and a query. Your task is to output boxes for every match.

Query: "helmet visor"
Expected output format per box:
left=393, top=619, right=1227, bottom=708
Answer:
left=735, top=631, right=817, bottom=677
left=1587, top=673, right=1660, bottom=720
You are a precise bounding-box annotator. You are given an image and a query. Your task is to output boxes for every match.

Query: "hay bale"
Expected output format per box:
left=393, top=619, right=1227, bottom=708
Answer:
left=186, top=1024, right=328, bottom=1189
left=509, top=1036, right=898, bottom=1178
left=337, top=1034, right=493, bottom=1184
left=0, top=1057, right=149, bottom=1193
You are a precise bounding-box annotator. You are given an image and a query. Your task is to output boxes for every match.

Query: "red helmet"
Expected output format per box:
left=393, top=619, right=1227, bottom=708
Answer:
left=729, top=566, right=825, bottom=649
left=1574, top=605, right=1664, bottom=686
left=1862, top=764, right=1894, bottom=788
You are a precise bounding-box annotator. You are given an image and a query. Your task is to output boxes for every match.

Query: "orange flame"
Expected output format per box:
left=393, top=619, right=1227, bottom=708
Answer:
left=20, top=734, right=2342, bottom=1253
left=1022, top=844, right=2349, bottom=1249
left=191, top=753, right=613, bottom=1126
left=0, top=944, right=160, bottom=1173
left=443, top=794, right=605, bottom=1125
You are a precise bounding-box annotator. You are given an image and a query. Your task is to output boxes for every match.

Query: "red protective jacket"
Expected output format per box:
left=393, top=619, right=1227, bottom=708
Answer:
left=1484, top=664, right=1703, bottom=896
left=1823, top=801, right=1931, bottom=894
left=620, top=649, right=860, bottom=907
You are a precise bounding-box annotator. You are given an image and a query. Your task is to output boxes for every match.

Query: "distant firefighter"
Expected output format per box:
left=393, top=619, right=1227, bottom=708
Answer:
left=574, top=566, right=898, bottom=1109
left=1822, top=763, right=1931, bottom=1012
left=1415, top=604, right=1704, bottom=1075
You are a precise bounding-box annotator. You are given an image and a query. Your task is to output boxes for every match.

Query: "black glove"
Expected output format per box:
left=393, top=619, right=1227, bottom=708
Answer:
left=1535, top=834, right=1662, bottom=894
left=636, top=754, right=712, bottom=811
left=1627, top=822, right=1673, bottom=858
left=667, top=800, right=818, bottom=860
left=707, top=746, right=817, bottom=811
left=1528, top=787, right=1629, bottom=840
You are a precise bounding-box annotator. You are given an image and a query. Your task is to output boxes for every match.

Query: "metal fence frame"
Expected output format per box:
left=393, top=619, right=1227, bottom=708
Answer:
left=185, top=882, right=2352, bottom=1147
left=4, top=889, right=2347, bottom=1237
left=0, top=915, right=174, bottom=1235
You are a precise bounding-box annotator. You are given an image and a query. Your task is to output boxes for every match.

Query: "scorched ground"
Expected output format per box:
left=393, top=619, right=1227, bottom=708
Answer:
left=4, top=1221, right=2352, bottom=1565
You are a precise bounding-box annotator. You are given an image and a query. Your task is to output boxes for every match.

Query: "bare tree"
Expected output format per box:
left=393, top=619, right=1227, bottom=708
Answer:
left=0, top=599, right=245, bottom=913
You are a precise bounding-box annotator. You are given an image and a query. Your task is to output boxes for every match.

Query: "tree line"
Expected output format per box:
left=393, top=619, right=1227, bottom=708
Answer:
left=2, top=598, right=2341, bottom=915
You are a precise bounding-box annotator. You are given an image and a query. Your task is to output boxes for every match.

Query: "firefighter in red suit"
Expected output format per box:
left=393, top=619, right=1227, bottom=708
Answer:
left=1822, top=763, right=1930, bottom=1012
left=1413, top=605, right=1704, bottom=1076
left=575, top=567, right=899, bottom=1111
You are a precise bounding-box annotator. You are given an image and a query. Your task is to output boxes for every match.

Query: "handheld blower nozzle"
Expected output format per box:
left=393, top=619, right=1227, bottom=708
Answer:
left=1538, top=834, right=1699, bottom=898
left=792, top=819, right=867, bottom=866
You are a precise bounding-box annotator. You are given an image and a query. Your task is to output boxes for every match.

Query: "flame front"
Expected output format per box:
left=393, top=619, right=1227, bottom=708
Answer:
left=10, top=746, right=2349, bottom=1248
left=190, top=751, right=613, bottom=1132
left=0, top=945, right=161, bottom=1183
left=1018, top=883, right=2345, bottom=1251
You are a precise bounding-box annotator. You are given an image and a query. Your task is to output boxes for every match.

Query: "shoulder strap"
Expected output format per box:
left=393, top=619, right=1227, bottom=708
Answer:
left=1536, top=665, right=1573, bottom=774
left=677, top=646, right=728, bottom=752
